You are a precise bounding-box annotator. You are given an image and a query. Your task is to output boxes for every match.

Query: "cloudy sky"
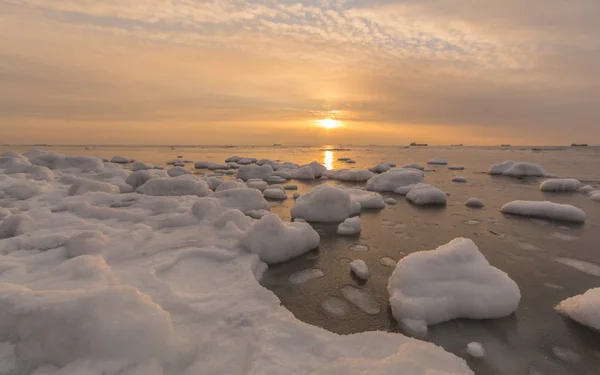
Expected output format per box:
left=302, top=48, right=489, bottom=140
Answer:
left=1, top=0, right=598, bottom=145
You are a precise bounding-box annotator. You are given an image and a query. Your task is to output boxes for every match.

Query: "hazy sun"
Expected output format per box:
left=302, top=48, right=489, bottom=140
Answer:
left=317, top=118, right=342, bottom=129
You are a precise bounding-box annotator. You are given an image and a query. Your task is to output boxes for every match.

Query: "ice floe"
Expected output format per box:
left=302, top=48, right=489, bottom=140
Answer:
left=540, top=178, right=581, bottom=192
left=556, top=288, right=600, bottom=332
left=488, top=161, right=546, bottom=177
left=292, top=185, right=360, bottom=222
left=366, top=169, right=424, bottom=193
left=337, top=217, right=361, bottom=235
left=466, top=342, right=485, bottom=358
left=350, top=259, right=370, bottom=280
left=500, top=201, right=585, bottom=223
left=465, top=198, right=485, bottom=208
left=347, top=189, right=385, bottom=210
left=406, top=184, right=447, bottom=206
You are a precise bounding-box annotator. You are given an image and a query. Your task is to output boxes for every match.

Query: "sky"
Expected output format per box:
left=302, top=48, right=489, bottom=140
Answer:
left=1, top=0, right=599, bottom=146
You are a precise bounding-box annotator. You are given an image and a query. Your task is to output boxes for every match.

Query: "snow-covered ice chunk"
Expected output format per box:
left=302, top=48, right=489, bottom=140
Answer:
left=238, top=158, right=254, bottom=165
left=448, top=165, right=465, bottom=170
left=131, top=161, right=153, bottom=171
left=167, top=166, right=191, bottom=177
left=137, top=178, right=210, bottom=197
left=350, top=259, right=370, bottom=280
left=556, top=287, right=600, bottom=332
left=194, top=161, right=210, bottom=169
left=247, top=180, right=268, bottom=191
left=465, top=198, right=485, bottom=208
left=466, top=342, right=485, bottom=358
left=347, top=189, right=385, bottom=210
left=488, top=161, right=546, bottom=177
left=236, top=164, right=274, bottom=181
left=402, top=163, right=425, bottom=170
left=366, top=169, right=424, bottom=193
left=272, top=170, right=291, bottom=180
left=289, top=268, right=325, bottom=285
left=370, top=163, right=392, bottom=173
left=380, top=257, right=397, bottom=267
left=207, top=163, right=230, bottom=170
left=291, top=185, right=359, bottom=222
left=1, top=181, right=42, bottom=200
left=452, top=176, right=467, bottom=183
left=304, top=161, right=327, bottom=178
left=591, top=191, right=600, bottom=201
left=267, top=175, right=287, bottom=184
left=337, top=217, right=361, bottom=235
left=212, top=180, right=244, bottom=192
left=500, top=200, right=585, bottom=223
left=64, top=231, right=111, bottom=258
left=290, top=166, right=316, bottom=180
left=68, top=179, right=120, bottom=196
left=241, top=213, right=320, bottom=264
left=427, top=159, right=448, bottom=165
left=125, top=170, right=165, bottom=190
left=337, top=169, right=374, bottom=182
left=213, top=188, right=270, bottom=213
left=110, top=156, right=131, bottom=164
left=0, top=214, right=36, bottom=239
left=387, top=238, right=521, bottom=335
left=555, top=257, right=600, bottom=277
left=263, top=187, right=287, bottom=200
left=385, top=198, right=397, bottom=205
left=341, top=285, right=380, bottom=315
left=540, top=178, right=581, bottom=192
left=406, top=184, right=447, bottom=206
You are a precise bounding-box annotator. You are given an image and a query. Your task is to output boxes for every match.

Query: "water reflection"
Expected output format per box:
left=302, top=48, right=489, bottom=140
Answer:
left=324, top=150, right=334, bottom=170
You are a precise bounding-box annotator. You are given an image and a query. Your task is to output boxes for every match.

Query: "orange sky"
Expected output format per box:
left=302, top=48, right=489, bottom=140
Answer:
left=1, top=1, right=599, bottom=145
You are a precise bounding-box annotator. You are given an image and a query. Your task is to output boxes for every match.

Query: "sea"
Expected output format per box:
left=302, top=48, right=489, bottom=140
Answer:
left=2, top=144, right=600, bottom=375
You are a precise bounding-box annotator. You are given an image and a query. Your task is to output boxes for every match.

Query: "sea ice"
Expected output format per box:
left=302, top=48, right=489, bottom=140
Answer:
left=283, top=185, right=298, bottom=190
left=304, top=161, right=327, bottom=178
left=556, top=287, right=600, bottom=332
left=110, top=156, right=131, bottom=164
left=591, top=191, right=600, bottom=201
left=540, top=178, right=581, bottom=192
left=370, top=163, right=392, bottom=173
left=167, top=166, right=192, bottom=177
left=385, top=198, right=397, bottom=205
left=452, top=176, right=468, bottom=183
left=263, top=187, right=287, bottom=200
left=387, top=238, right=521, bottom=335
left=448, top=165, right=465, bottom=170
left=69, top=179, right=120, bottom=196
left=427, top=159, right=448, bottom=165
left=466, top=342, right=485, bottom=358
left=366, top=169, right=424, bottom=193
left=212, top=188, right=270, bottom=213
left=267, top=176, right=287, bottom=184
left=347, top=189, right=385, bottom=210
left=131, top=161, right=153, bottom=171
left=290, top=166, right=316, bottom=180
left=0, top=214, right=36, bottom=239
left=321, top=297, right=350, bottom=318
left=137, top=178, right=210, bottom=197
left=236, top=164, right=274, bottom=181
left=337, top=217, right=361, bottom=235
left=215, top=180, right=247, bottom=192
left=500, top=201, right=585, bottom=223
left=401, top=163, right=425, bottom=170
left=194, top=161, right=210, bottom=169
left=291, top=185, right=360, bottom=222
left=337, top=169, right=375, bottom=182
left=350, top=259, right=370, bottom=280
left=465, top=198, right=485, bottom=208
left=406, top=184, right=447, bottom=206
left=488, top=161, right=546, bottom=177
left=247, top=180, right=268, bottom=191
left=555, top=257, right=600, bottom=277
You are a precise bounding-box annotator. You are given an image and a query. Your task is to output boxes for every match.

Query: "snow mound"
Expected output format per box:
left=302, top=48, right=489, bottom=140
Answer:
left=337, top=217, right=361, bottom=235
left=488, top=161, right=546, bottom=177
left=264, top=187, right=287, bottom=201
left=241, top=214, right=320, bottom=264
left=387, top=238, right=521, bottom=335
left=110, top=156, right=131, bottom=163
left=194, top=161, right=210, bottom=169
left=540, top=179, right=581, bottom=192
left=370, top=163, right=392, bottom=173
left=247, top=180, right=268, bottom=191
left=236, top=164, right=274, bottom=181
left=466, top=342, right=485, bottom=358
left=402, top=163, right=425, bottom=170
left=215, top=180, right=247, bottom=192
left=290, top=166, right=316, bottom=180
left=366, top=169, right=424, bottom=193
left=337, top=170, right=374, bottom=182
left=452, top=176, right=468, bottom=183
left=125, top=170, right=165, bottom=190
left=350, top=259, right=370, bottom=280
left=347, top=189, right=385, bottom=210
left=167, top=166, right=192, bottom=177
left=591, top=191, right=600, bottom=201
left=1, top=181, right=43, bottom=200
left=213, top=188, right=270, bottom=213
left=427, top=159, right=448, bottom=165
left=406, top=184, right=447, bottom=206
left=68, top=179, right=120, bottom=196
left=137, top=178, right=210, bottom=197
left=500, top=201, right=585, bottom=223
left=267, top=176, right=287, bottom=184
left=556, top=288, right=600, bottom=332
left=465, top=198, right=485, bottom=208
left=304, top=161, right=327, bottom=178
left=131, top=161, right=153, bottom=171
left=65, top=231, right=111, bottom=258
left=385, top=198, right=397, bottom=205
left=448, top=165, right=465, bottom=170
left=0, top=214, right=36, bottom=239
left=291, top=185, right=360, bottom=223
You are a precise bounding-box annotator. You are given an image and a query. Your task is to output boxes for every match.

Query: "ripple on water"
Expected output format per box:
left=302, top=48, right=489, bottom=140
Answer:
left=348, top=244, right=370, bottom=252
left=288, top=268, right=325, bottom=285
left=320, top=297, right=350, bottom=318
left=379, top=257, right=397, bottom=267
left=555, top=258, right=600, bottom=277
left=340, top=285, right=381, bottom=315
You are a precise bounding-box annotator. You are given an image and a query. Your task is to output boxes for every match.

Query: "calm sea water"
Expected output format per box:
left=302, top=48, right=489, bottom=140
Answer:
left=3, top=145, right=600, bottom=375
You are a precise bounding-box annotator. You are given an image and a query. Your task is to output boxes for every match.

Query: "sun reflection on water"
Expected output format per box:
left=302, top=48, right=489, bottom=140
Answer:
left=324, top=150, right=334, bottom=170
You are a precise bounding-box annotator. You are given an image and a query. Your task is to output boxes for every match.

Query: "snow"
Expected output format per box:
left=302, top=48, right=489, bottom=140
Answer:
left=500, top=200, right=585, bottom=223
left=167, top=166, right=192, bottom=177
left=556, top=288, right=600, bottom=332
left=238, top=158, right=254, bottom=165
left=337, top=217, right=361, bottom=235
left=69, top=178, right=120, bottom=196
left=448, top=165, right=465, bottom=170
left=465, top=198, right=485, bottom=208
left=290, top=166, right=316, bottom=180
left=64, top=231, right=111, bottom=258
left=137, top=178, right=211, bottom=197
left=488, top=161, right=546, bottom=177
left=406, top=184, right=447, bottom=206
left=427, top=159, right=448, bottom=165
left=452, top=176, right=467, bottom=183
left=578, top=185, right=595, bottom=194
left=466, top=342, right=485, bottom=358
left=0, top=213, right=36, bottom=239
left=263, top=187, right=287, bottom=200
left=540, top=178, right=581, bottom=192
left=241, top=213, right=320, bottom=264
left=347, top=189, right=385, bottom=210
left=214, top=180, right=246, bottom=192
left=385, top=198, right=397, bottom=205
left=267, top=175, right=287, bottom=184
left=337, top=169, right=374, bottom=182
left=236, top=164, right=274, bottom=181
left=387, top=238, right=521, bottom=335
left=291, top=185, right=360, bottom=222
left=366, top=169, right=424, bottom=193
left=350, top=259, right=370, bottom=280
left=110, top=156, right=131, bottom=163
left=370, top=163, right=392, bottom=173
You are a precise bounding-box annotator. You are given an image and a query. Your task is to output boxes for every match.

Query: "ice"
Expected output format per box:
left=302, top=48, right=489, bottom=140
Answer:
left=555, top=257, right=600, bottom=277
left=465, top=198, right=485, bottom=208
left=69, top=178, right=120, bottom=196
left=337, top=169, right=375, bottom=182
left=337, top=217, right=361, bottom=235
left=291, top=185, right=359, bottom=223
left=288, top=268, right=325, bottom=285
left=466, top=342, right=485, bottom=358
left=448, top=165, right=465, bottom=170
left=110, top=156, right=131, bottom=163
left=207, top=163, right=230, bottom=170
left=137, top=178, right=210, bottom=197
left=290, top=166, right=316, bottom=180
left=591, top=191, right=600, bottom=201
left=552, top=347, right=581, bottom=363
left=131, top=161, right=153, bottom=171
left=452, top=176, right=468, bottom=183
left=64, top=231, right=111, bottom=258
left=350, top=259, right=370, bottom=280
left=540, top=178, right=581, bottom=192
left=304, top=161, right=328, bottom=178
left=167, top=166, right=192, bottom=177
left=272, top=170, right=291, bottom=180
left=283, top=185, right=298, bottom=190
left=500, top=200, right=585, bottom=223
left=247, top=180, right=268, bottom=191
left=347, top=188, right=385, bottom=210
left=241, top=213, right=320, bottom=263
left=349, top=244, right=370, bottom=252
left=321, top=297, right=350, bottom=318
left=579, top=185, right=596, bottom=194
left=385, top=198, right=397, bottom=205
left=0, top=213, right=36, bottom=239
left=263, top=187, right=287, bottom=201
left=370, top=163, right=392, bottom=173
left=214, top=180, right=246, bottom=192
left=194, top=161, right=210, bottom=169
left=406, top=184, right=447, bottom=206
left=225, top=156, right=243, bottom=163
left=238, top=158, right=254, bottom=165
left=427, top=159, right=448, bottom=165
left=556, top=287, right=600, bottom=332
left=341, top=285, right=380, bottom=315
left=380, top=257, right=397, bottom=267
left=213, top=188, right=270, bottom=213
left=366, top=169, right=424, bottom=193
left=401, top=163, right=425, bottom=170
left=267, top=175, right=287, bottom=184
left=236, top=164, right=274, bottom=181
left=388, top=238, right=521, bottom=335
left=488, top=161, right=546, bottom=177
left=1, top=180, right=43, bottom=200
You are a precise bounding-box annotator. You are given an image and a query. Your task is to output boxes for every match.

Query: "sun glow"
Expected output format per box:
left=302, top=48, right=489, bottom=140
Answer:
left=317, top=118, right=342, bottom=129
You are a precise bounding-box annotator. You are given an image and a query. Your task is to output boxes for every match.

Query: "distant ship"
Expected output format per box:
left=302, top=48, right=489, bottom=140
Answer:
left=410, top=142, right=428, bottom=147
left=501, top=144, right=511, bottom=147
left=571, top=143, right=588, bottom=147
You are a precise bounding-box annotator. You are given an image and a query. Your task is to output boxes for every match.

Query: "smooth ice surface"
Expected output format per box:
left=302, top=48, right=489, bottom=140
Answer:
left=556, top=288, right=600, bottom=332
left=466, top=342, right=485, bottom=358
left=555, top=258, right=600, bottom=277
left=465, top=198, right=485, bottom=208
left=341, top=286, right=381, bottom=315
left=350, top=259, right=370, bottom=280
left=289, top=268, right=325, bottom=285
left=337, top=217, right=361, bottom=236
left=291, top=185, right=359, bottom=222
left=387, top=238, right=521, bottom=335
left=540, top=179, right=581, bottom=192
left=488, top=161, right=546, bottom=177
left=501, top=200, right=585, bottom=223
left=366, top=169, right=424, bottom=193
left=347, top=189, right=385, bottom=210
left=406, top=184, right=447, bottom=206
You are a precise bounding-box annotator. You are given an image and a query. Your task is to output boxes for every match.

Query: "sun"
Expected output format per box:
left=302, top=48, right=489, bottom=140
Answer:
left=317, top=118, right=342, bottom=129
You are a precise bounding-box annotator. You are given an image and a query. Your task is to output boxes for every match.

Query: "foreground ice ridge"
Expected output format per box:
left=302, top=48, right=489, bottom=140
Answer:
left=0, top=150, right=474, bottom=375
left=387, top=238, right=521, bottom=336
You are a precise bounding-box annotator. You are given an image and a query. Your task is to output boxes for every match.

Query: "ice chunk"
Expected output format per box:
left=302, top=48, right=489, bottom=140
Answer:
left=466, top=342, right=485, bottom=358
left=125, top=170, right=165, bottom=190
left=137, top=178, right=210, bottom=197
left=337, top=217, right=361, bottom=235
left=263, top=187, right=287, bottom=200
left=272, top=170, right=291, bottom=180
left=283, top=185, right=298, bottom=190
left=194, top=161, right=210, bottom=169
left=289, top=268, right=325, bottom=285
left=241, top=214, right=320, bottom=263
left=291, top=185, right=358, bottom=222
left=304, top=161, right=327, bottom=178
left=488, top=161, right=546, bottom=177
left=401, top=163, right=425, bottom=170
left=68, top=179, right=120, bottom=196
left=191, top=198, right=223, bottom=222
left=167, top=166, right=191, bottom=177
left=540, top=178, right=581, bottom=192
left=500, top=201, right=585, bottom=223
left=131, top=161, right=153, bottom=171
left=366, top=169, right=424, bottom=193
left=448, top=165, right=465, bottom=170
left=465, top=198, right=485, bottom=208
left=238, top=158, right=254, bottom=165
left=320, top=297, right=350, bottom=318
left=267, top=175, right=287, bottom=184
left=0, top=214, right=36, bottom=239
left=65, top=231, right=111, bottom=258
left=110, top=156, right=131, bottom=163
left=341, top=285, right=380, bottom=315
left=1, top=181, right=42, bottom=200
left=347, top=189, right=385, bottom=210
left=380, top=257, right=397, bottom=267
left=208, top=163, right=230, bottom=170
left=452, top=176, right=468, bottom=183
left=556, top=287, right=600, bottom=332
left=337, top=170, right=374, bottom=182
left=591, top=191, right=600, bottom=201
left=385, top=198, right=397, bottom=205
left=247, top=180, right=268, bottom=191
left=350, top=259, right=370, bottom=280
left=427, top=159, right=448, bottom=165
left=215, top=180, right=247, bottom=192
left=388, top=238, right=521, bottom=335
left=213, top=188, right=270, bottom=213
left=370, top=163, right=392, bottom=173
left=406, top=184, right=447, bottom=206
left=290, top=166, right=316, bottom=180
left=555, top=257, right=600, bottom=277
left=236, top=164, right=274, bottom=181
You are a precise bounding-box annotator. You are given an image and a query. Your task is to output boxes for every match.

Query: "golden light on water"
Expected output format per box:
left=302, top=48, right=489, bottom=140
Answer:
left=317, top=118, right=342, bottom=129
left=324, top=150, right=334, bottom=170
